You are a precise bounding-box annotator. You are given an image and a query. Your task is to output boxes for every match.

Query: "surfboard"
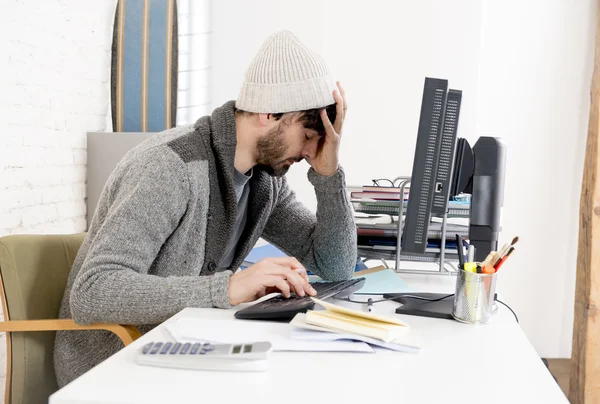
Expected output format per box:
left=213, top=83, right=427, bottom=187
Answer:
left=110, top=0, right=178, bottom=132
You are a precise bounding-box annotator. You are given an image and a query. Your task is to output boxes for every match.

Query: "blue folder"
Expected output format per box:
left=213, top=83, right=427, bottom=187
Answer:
left=241, top=243, right=368, bottom=273
left=352, top=268, right=411, bottom=295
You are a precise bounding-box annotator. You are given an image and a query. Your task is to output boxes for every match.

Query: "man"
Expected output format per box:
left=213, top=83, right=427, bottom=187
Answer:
left=53, top=29, right=357, bottom=386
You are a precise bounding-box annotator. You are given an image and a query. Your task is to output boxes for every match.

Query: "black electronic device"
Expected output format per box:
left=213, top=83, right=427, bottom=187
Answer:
left=390, top=77, right=507, bottom=319
left=233, top=278, right=366, bottom=321
left=464, top=137, right=507, bottom=261
left=402, top=77, right=507, bottom=262
left=383, top=292, right=498, bottom=320
left=447, top=136, right=507, bottom=261
left=401, top=78, right=448, bottom=255
left=383, top=293, right=455, bottom=320
left=431, top=89, right=462, bottom=215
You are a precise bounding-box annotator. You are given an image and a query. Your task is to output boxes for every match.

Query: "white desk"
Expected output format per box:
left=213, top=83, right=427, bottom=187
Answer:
left=50, top=273, right=568, bottom=404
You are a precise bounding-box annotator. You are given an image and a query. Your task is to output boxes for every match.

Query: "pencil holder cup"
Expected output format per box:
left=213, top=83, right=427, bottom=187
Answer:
left=452, top=269, right=497, bottom=324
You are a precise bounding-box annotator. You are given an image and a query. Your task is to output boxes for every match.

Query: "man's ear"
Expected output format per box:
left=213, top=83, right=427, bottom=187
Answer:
left=258, top=113, right=271, bottom=127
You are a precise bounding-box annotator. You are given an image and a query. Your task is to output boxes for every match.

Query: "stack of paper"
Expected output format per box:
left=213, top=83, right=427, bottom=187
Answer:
left=290, top=298, right=421, bottom=353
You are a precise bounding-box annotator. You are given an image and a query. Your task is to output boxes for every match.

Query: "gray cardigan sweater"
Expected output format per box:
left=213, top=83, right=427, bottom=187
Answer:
left=53, top=100, right=357, bottom=387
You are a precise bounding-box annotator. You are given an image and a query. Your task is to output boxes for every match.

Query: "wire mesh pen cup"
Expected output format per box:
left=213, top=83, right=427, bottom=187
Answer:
left=452, top=269, right=497, bottom=324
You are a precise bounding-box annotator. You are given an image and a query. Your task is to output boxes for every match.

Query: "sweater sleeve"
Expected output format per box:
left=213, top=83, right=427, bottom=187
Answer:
left=69, top=148, right=232, bottom=326
left=261, top=166, right=357, bottom=281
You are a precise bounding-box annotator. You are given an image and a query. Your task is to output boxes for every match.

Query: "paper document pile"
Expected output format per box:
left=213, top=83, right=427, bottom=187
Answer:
left=289, top=298, right=421, bottom=353
left=164, top=298, right=421, bottom=355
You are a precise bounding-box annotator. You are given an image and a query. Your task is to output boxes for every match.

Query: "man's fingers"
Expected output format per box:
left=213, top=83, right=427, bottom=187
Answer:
left=266, top=257, right=304, bottom=269
left=332, top=89, right=344, bottom=134
left=261, top=263, right=315, bottom=297
left=337, top=81, right=347, bottom=112
left=320, top=108, right=336, bottom=141
left=264, top=266, right=310, bottom=297
left=263, top=276, right=291, bottom=298
left=286, top=269, right=316, bottom=297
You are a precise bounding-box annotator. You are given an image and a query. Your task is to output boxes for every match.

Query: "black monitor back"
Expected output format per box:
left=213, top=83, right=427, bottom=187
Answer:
left=402, top=78, right=462, bottom=255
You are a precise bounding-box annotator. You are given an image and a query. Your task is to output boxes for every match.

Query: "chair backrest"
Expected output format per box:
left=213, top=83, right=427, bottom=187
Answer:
left=86, top=132, right=153, bottom=228
left=0, top=233, right=86, bottom=404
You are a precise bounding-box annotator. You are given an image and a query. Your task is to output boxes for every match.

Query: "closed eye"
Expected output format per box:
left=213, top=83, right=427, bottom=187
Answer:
left=305, top=130, right=319, bottom=140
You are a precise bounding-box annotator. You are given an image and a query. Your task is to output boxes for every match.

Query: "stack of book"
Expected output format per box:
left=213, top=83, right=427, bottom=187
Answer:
left=349, top=185, right=470, bottom=262
left=289, top=298, right=421, bottom=353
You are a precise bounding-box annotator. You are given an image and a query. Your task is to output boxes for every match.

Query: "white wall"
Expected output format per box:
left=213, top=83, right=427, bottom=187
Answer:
left=475, top=0, right=594, bottom=358
left=212, top=0, right=594, bottom=357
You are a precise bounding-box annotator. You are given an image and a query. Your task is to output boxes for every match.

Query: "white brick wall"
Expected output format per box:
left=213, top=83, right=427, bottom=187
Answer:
left=2, top=0, right=115, bottom=235
left=1, top=0, right=117, bottom=400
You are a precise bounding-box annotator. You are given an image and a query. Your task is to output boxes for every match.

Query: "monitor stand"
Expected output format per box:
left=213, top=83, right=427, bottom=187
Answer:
left=383, top=293, right=455, bottom=320
left=384, top=292, right=498, bottom=320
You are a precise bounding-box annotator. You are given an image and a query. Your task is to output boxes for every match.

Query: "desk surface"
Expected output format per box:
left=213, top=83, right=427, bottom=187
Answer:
left=49, top=273, right=568, bottom=404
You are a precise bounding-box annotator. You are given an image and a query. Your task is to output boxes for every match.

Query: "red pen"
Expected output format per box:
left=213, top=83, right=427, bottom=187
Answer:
left=494, top=247, right=514, bottom=271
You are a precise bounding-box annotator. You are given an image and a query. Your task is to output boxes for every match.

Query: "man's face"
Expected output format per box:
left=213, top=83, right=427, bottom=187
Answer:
left=256, top=113, right=321, bottom=177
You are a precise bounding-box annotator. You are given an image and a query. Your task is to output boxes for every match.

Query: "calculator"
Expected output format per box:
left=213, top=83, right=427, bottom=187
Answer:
left=134, top=341, right=273, bottom=372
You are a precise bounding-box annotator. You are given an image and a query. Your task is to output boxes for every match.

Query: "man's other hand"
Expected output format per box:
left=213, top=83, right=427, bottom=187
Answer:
left=308, top=81, right=347, bottom=176
left=227, top=257, right=317, bottom=306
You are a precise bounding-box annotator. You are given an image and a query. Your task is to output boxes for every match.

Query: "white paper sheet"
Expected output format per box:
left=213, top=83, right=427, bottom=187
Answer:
left=164, top=317, right=374, bottom=353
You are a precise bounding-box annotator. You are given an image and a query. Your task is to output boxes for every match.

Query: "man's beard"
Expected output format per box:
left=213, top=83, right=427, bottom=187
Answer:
left=255, top=123, right=300, bottom=177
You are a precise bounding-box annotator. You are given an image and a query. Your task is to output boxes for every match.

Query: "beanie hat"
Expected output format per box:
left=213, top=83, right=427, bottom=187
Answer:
left=236, top=30, right=336, bottom=114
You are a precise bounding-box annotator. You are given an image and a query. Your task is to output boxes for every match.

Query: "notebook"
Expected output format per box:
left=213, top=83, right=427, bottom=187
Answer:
left=289, top=313, right=421, bottom=353
left=305, top=298, right=410, bottom=342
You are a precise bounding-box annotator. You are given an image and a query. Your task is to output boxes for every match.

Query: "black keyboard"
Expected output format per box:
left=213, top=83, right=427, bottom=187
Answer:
left=234, top=277, right=366, bottom=321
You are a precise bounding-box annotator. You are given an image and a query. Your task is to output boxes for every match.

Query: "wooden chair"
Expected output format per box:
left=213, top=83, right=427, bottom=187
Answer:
left=0, top=233, right=141, bottom=404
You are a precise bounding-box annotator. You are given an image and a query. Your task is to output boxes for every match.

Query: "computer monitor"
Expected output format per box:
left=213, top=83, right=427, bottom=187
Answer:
left=389, top=77, right=507, bottom=320
left=401, top=78, right=462, bottom=255
left=401, top=77, right=507, bottom=262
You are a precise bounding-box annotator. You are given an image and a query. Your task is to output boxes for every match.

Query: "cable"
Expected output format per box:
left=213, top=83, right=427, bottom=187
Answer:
left=393, top=294, right=454, bottom=302
left=496, top=299, right=519, bottom=323
left=335, top=294, right=454, bottom=306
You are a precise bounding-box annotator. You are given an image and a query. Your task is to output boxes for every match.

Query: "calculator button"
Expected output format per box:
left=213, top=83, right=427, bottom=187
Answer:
left=170, top=342, right=181, bottom=354
left=180, top=343, right=191, bottom=354
left=160, top=342, right=172, bottom=354
left=142, top=343, right=153, bottom=354
left=203, top=343, right=214, bottom=352
left=150, top=342, right=163, bottom=355
left=190, top=343, right=200, bottom=354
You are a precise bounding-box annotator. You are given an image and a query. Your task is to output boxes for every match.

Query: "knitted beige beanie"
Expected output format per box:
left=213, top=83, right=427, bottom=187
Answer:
left=236, top=30, right=336, bottom=114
